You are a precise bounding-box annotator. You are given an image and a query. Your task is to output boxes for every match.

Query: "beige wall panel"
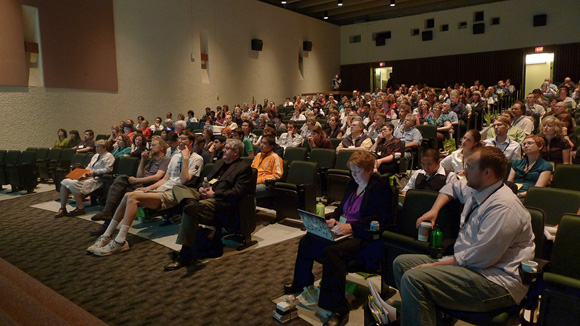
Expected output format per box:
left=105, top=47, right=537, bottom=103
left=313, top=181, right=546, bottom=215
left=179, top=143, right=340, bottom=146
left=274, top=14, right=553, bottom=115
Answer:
left=0, top=0, right=27, bottom=86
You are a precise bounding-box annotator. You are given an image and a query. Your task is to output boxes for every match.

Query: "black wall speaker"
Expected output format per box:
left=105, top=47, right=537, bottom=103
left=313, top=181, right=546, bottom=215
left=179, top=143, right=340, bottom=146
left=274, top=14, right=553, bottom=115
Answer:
left=375, top=32, right=391, bottom=46
left=473, top=23, right=485, bottom=34
left=303, top=41, right=312, bottom=51
left=251, top=39, right=263, bottom=51
left=422, top=30, right=433, bottom=41
left=533, top=14, right=547, bottom=27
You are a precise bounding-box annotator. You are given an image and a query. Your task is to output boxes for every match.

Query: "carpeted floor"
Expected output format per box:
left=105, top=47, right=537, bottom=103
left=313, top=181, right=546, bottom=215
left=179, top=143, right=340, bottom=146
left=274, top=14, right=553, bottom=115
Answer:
left=0, top=191, right=322, bottom=325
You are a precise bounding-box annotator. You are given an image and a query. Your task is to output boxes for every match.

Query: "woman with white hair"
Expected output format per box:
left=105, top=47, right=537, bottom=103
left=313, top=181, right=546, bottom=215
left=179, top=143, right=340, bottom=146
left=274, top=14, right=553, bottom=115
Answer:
left=55, top=140, right=115, bottom=218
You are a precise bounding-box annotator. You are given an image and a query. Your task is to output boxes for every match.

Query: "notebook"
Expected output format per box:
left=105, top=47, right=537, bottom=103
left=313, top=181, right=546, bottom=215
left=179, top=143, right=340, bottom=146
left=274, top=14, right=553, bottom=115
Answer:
left=297, top=209, right=351, bottom=242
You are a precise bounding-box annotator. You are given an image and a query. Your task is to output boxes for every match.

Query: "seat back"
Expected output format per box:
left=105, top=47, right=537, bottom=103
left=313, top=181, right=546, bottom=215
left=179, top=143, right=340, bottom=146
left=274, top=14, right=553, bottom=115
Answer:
left=526, top=206, right=546, bottom=260
left=524, top=187, right=580, bottom=226
left=193, top=163, right=214, bottom=188
left=329, top=138, right=342, bottom=149
left=96, top=134, right=109, bottom=141
left=116, top=156, right=140, bottom=177
left=397, top=189, right=461, bottom=240
left=415, top=124, right=437, bottom=149
left=35, top=148, right=49, bottom=161
left=285, top=161, right=318, bottom=186
left=5, top=150, right=21, bottom=166
left=284, top=147, right=307, bottom=164
left=59, top=148, right=76, bottom=166
left=25, top=147, right=37, bottom=152
left=308, top=148, right=336, bottom=170
left=70, top=153, right=88, bottom=168
left=334, top=150, right=355, bottom=170
left=83, top=153, right=94, bottom=167
left=552, top=165, right=580, bottom=191
left=46, top=148, right=62, bottom=161
left=550, top=214, right=580, bottom=279
left=18, top=151, right=37, bottom=165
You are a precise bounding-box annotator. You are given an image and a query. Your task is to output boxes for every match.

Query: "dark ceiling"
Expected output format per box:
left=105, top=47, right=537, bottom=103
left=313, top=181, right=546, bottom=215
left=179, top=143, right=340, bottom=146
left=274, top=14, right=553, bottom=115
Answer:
left=258, top=0, right=505, bottom=26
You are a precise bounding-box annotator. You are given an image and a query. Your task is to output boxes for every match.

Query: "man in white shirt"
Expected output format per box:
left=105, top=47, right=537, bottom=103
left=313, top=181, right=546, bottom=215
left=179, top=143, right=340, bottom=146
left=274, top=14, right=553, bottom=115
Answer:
left=511, top=101, right=534, bottom=135
left=484, top=117, right=521, bottom=161
left=277, top=121, right=303, bottom=149
left=395, top=146, right=534, bottom=326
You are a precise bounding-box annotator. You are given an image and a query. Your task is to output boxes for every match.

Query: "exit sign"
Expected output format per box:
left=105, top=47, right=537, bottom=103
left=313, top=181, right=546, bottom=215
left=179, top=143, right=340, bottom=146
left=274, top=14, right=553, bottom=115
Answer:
left=379, top=62, right=385, bottom=67
left=535, top=46, right=544, bottom=52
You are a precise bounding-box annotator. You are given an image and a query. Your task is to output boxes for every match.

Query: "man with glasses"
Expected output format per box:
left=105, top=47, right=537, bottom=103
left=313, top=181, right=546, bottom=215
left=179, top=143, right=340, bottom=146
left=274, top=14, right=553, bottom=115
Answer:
left=165, top=139, right=253, bottom=270
left=486, top=111, right=526, bottom=144
left=336, top=117, right=372, bottom=153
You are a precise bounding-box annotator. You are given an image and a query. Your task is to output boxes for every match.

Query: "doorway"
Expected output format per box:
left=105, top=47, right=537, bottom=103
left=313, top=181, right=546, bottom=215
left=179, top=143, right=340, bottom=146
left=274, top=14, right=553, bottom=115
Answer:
left=373, top=67, right=392, bottom=92
left=524, top=53, right=554, bottom=97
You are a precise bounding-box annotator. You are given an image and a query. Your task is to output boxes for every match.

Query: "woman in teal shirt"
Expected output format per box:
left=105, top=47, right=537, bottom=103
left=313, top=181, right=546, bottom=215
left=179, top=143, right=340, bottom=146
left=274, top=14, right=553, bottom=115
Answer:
left=508, top=134, right=553, bottom=198
left=111, top=134, right=132, bottom=158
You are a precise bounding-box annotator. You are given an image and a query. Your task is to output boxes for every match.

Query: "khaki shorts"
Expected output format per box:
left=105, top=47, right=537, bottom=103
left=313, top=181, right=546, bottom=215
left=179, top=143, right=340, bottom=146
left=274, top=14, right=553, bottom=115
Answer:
left=158, top=189, right=179, bottom=210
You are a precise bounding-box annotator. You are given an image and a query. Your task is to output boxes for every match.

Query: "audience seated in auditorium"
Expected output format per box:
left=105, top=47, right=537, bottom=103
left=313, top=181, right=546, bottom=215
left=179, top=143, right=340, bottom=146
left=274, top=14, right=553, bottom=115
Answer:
left=486, top=111, right=526, bottom=144
left=251, top=135, right=283, bottom=199
left=233, top=128, right=254, bottom=158
left=151, top=117, right=164, bottom=132
left=87, top=131, right=203, bottom=256
left=67, top=130, right=81, bottom=149
left=441, top=129, right=482, bottom=177
left=165, top=132, right=181, bottom=158
left=241, top=120, right=258, bottom=144
left=396, top=147, right=534, bottom=326
left=204, top=136, right=226, bottom=164
left=394, top=113, right=423, bottom=153
left=164, top=139, right=253, bottom=271
left=525, top=93, right=546, bottom=116
left=290, top=106, right=306, bottom=122
left=507, top=135, right=553, bottom=198
left=449, top=90, right=468, bottom=123
left=511, top=101, right=534, bottom=135
left=54, top=129, right=69, bottom=149
left=284, top=151, right=392, bottom=326
left=402, top=148, right=453, bottom=195
left=75, top=130, right=96, bottom=153
left=539, top=116, right=571, bottom=164
left=424, top=102, right=452, bottom=148
left=366, top=112, right=387, bottom=141
left=484, top=116, right=521, bottom=161
left=111, top=134, right=132, bottom=158
left=130, top=134, right=147, bottom=158
left=336, top=117, right=372, bottom=153
left=185, top=110, right=198, bottom=129
left=255, top=127, right=284, bottom=158
left=324, top=114, right=343, bottom=139
left=306, top=125, right=333, bottom=153
left=558, top=86, right=577, bottom=110
left=557, top=113, right=576, bottom=149
left=300, top=116, right=321, bottom=142
left=90, top=137, right=171, bottom=236
left=278, top=120, right=303, bottom=149
left=55, top=140, right=115, bottom=218
left=370, top=122, right=404, bottom=175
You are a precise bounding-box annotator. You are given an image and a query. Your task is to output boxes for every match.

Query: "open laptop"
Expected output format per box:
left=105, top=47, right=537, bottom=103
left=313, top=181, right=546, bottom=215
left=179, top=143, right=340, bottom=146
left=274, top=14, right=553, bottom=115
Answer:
left=297, top=209, right=351, bottom=242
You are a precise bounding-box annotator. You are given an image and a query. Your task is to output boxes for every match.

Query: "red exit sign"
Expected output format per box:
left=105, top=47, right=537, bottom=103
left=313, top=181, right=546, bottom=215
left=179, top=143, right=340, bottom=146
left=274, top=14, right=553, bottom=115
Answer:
left=535, top=46, right=544, bottom=52
left=379, top=62, right=385, bottom=67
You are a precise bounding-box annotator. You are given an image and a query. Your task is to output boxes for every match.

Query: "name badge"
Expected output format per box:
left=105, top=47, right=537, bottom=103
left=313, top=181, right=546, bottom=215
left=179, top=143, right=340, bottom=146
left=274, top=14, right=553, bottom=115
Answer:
left=209, top=178, right=218, bottom=185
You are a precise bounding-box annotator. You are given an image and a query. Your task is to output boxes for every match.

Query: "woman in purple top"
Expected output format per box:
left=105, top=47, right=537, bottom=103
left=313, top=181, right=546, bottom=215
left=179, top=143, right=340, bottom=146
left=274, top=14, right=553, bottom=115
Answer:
left=284, top=151, right=392, bottom=326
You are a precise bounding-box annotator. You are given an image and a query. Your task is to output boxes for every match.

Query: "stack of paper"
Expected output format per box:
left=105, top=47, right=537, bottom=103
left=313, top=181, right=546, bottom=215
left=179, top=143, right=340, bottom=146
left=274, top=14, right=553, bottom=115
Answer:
left=367, top=280, right=398, bottom=325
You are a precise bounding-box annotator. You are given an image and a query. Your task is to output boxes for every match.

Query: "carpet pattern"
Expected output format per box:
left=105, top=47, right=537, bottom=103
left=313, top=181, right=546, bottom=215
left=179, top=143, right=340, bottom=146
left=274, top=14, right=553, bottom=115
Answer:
left=0, top=191, right=322, bottom=325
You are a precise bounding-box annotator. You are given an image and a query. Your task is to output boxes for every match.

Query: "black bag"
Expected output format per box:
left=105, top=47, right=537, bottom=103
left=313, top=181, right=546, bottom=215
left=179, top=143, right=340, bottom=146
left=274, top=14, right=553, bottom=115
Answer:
left=193, top=226, right=223, bottom=259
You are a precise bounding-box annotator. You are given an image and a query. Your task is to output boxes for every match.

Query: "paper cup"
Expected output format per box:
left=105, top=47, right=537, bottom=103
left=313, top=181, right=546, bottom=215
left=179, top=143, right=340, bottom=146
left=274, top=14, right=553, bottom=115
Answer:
left=521, top=260, right=538, bottom=273
left=418, top=221, right=431, bottom=242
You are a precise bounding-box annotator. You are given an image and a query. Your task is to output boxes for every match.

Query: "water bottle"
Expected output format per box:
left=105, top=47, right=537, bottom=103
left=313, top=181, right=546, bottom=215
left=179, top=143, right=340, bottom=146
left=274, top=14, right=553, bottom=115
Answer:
left=430, top=224, right=443, bottom=259
left=316, top=201, right=325, bottom=217
left=202, top=176, right=210, bottom=189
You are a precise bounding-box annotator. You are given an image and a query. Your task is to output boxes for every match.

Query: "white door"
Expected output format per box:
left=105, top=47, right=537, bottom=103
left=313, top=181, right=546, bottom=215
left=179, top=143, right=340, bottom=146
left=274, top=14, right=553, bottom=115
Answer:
left=524, top=53, right=554, bottom=96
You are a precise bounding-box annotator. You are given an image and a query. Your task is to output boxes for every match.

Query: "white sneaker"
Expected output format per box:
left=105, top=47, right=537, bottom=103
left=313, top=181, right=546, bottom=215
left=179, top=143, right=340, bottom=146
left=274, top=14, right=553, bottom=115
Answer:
left=93, top=240, right=130, bottom=256
left=87, top=235, right=111, bottom=254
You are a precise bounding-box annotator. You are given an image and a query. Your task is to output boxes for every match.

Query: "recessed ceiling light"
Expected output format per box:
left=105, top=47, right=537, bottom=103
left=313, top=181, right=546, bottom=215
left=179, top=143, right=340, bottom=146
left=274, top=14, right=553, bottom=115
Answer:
left=338, top=0, right=343, bottom=6
left=390, top=0, right=396, bottom=7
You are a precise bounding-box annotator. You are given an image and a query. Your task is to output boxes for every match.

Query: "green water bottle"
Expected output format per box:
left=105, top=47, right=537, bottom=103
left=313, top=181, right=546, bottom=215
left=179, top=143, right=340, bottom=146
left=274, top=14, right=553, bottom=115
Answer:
left=316, top=201, right=325, bottom=217
left=430, top=224, right=443, bottom=259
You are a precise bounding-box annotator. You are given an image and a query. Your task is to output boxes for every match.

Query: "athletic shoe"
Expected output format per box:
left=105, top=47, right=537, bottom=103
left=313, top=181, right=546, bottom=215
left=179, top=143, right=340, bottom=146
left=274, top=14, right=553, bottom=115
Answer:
left=87, top=235, right=111, bottom=254
left=93, top=240, right=130, bottom=256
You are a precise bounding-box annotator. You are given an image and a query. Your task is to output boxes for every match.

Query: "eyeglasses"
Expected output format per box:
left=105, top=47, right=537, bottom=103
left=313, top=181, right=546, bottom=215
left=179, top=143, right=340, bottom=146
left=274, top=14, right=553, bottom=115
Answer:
left=523, top=141, right=536, bottom=146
